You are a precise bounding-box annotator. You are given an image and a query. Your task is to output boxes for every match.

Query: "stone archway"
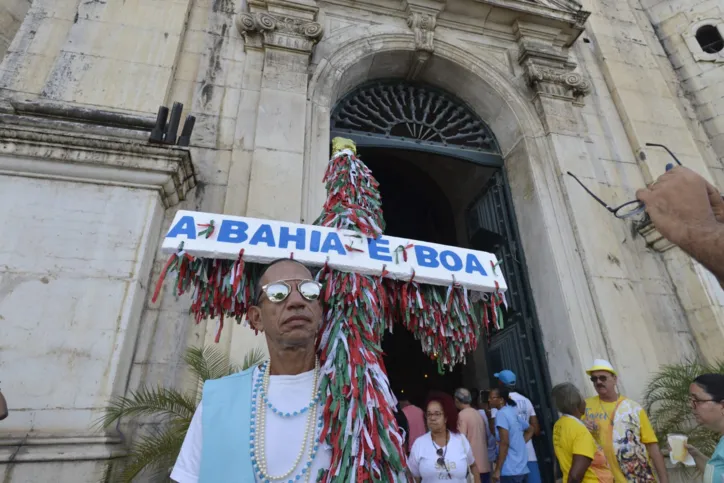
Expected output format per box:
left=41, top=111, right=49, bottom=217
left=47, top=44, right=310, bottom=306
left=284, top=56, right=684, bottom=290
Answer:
left=302, top=28, right=605, bottom=395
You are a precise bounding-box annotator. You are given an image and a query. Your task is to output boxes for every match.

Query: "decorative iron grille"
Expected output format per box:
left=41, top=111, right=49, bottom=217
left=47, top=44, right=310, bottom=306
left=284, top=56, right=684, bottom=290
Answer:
left=331, top=82, right=500, bottom=154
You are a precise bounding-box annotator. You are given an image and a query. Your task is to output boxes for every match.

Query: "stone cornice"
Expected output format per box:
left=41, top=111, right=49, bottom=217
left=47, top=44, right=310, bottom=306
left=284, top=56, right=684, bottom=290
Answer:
left=479, top=0, right=589, bottom=34
left=0, top=435, right=125, bottom=463
left=0, top=120, right=196, bottom=208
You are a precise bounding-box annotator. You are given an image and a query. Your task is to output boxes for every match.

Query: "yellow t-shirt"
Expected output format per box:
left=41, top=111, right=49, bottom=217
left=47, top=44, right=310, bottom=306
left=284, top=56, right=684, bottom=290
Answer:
left=584, top=395, right=658, bottom=483
left=553, top=415, right=600, bottom=483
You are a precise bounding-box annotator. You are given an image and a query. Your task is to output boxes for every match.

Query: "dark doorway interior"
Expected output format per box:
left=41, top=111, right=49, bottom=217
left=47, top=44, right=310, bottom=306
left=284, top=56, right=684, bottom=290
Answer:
left=347, top=145, right=556, bottom=483
left=360, top=147, right=486, bottom=407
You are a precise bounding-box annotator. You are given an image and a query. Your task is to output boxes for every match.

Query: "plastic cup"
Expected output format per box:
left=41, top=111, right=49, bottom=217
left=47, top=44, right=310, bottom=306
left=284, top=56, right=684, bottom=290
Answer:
left=668, top=434, right=689, bottom=463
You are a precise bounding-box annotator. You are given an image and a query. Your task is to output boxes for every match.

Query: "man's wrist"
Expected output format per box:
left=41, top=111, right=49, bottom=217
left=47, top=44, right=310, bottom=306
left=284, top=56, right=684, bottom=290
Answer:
left=678, top=221, right=723, bottom=254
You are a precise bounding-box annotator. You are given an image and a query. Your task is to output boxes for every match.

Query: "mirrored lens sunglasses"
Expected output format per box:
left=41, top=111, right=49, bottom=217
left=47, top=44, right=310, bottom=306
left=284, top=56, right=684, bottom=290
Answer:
left=259, top=279, right=322, bottom=303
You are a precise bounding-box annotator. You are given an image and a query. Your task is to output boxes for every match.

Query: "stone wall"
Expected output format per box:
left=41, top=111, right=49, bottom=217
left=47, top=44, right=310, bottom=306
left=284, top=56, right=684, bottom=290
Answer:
left=0, top=0, right=31, bottom=61
left=0, top=114, right=194, bottom=480
left=643, top=0, right=724, bottom=188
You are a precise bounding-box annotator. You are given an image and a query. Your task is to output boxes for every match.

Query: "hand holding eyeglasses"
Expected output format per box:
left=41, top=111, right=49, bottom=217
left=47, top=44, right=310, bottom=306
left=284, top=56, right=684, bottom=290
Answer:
left=636, top=166, right=724, bottom=248
left=568, top=143, right=724, bottom=227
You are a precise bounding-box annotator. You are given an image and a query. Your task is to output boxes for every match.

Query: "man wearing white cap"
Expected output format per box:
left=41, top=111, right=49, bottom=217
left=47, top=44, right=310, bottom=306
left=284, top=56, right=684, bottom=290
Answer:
left=493, top=370, right=541, bottom=483
left=583, top=359, right=669, bottom=483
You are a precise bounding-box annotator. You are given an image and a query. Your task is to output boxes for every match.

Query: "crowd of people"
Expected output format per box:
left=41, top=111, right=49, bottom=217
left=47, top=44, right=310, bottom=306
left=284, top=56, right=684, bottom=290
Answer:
left=398, top=369, right=540, bottom=483
left=397, top=359, right=724, bottom=483
left=550, top=360, right=724, bottom=483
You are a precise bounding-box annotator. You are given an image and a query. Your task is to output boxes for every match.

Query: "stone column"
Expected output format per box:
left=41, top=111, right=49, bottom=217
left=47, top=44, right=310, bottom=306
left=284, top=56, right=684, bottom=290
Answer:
left=236, top=1, right=323, bottom=223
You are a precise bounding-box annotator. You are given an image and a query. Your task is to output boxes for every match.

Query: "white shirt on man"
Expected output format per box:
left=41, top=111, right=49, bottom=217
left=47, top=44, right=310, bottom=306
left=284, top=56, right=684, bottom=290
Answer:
left=171, top=367, right=332, bottom=483
left=408, top=432, right=475, bottom=482
left=489, top=391, right=537, bottom=462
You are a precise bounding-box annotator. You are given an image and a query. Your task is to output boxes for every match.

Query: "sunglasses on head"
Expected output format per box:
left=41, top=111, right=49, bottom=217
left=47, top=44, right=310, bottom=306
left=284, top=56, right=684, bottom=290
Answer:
left=258, top=279, right=322, bottom=303
left=590, top=375, right=609, bottom=383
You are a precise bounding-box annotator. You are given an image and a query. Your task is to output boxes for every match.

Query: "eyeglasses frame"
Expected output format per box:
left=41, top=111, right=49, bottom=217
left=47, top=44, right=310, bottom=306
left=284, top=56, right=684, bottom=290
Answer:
left=566, top=142, right=684, bottom=220
left=689, top=395, right=723, bottom=408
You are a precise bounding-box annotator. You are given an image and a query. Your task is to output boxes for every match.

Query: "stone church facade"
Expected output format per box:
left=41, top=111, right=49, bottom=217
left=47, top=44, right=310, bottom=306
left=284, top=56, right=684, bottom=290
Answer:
left=0, top=0, right=723, bottom=481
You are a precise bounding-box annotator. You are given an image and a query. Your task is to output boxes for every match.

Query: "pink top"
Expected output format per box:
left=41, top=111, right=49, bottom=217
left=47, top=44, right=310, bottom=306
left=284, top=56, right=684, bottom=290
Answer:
left=457, top=407, right=490, bottom=473
left=402, top=404, right=426, bottom=452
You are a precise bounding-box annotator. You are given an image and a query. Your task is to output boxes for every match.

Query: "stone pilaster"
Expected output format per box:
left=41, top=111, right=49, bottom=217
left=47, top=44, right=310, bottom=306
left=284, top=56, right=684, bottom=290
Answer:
left=232, top=0, right=323, bottom=223
left=211, top=1, right=323, bottom=350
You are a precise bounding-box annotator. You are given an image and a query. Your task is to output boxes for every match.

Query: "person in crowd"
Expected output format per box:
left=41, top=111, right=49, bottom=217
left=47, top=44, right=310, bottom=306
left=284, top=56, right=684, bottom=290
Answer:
left=684, top=373, right=724, bottom=483
left=401, top=395, right=426, bottom=453
left=552, top=382, right=613, bottom=483
left=636, top=166, right=724, bottom=285
left=489, top=387, right=531, bottom=483
left=474, top=389, right=499, bottom=467
left=493, top=370, right=542, bottom=483
left=394, top=400, right=410, bottom=455
left=409, top=392, right=481, bottom=483
left=455, top=387, right=491, bottom=483
left=0, top=387, right=7, bottom=420
left=171, top=259, right=332, bottom=482
left=583, top=359, right=668, bottom=483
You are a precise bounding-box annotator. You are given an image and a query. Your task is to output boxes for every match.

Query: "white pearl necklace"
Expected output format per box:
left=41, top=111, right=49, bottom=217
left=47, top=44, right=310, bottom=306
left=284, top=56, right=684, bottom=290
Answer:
left=253, top=360, right=320, bottom=482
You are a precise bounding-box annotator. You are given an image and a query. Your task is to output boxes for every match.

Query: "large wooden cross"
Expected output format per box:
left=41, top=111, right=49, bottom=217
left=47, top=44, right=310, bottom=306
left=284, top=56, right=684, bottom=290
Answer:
left=153, top=138, right=508, bottom=482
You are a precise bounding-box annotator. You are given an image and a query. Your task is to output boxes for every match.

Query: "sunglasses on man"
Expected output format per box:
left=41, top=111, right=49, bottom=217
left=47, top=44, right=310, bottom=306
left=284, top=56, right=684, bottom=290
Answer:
left=590, top=375, right=610, bottom=383
left=257, top=279, right=322, bottom=303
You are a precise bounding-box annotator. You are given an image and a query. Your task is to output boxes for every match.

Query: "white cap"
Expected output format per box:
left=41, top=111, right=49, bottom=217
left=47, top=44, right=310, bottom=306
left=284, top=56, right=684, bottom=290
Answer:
left=586, top=359, right=617, bottom=376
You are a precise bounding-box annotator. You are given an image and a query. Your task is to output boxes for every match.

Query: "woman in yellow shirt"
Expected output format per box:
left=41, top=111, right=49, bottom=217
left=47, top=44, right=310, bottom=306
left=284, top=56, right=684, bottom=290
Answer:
left=552, top=383, right=614, bottom=483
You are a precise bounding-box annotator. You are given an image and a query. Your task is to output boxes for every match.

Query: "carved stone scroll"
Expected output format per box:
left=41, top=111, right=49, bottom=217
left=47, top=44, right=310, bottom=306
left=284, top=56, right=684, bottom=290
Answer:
left=523, top=62, right=591, bottom=104
left=406, top=11, right=437, bottom=80
left=236, top=11, right=323, bottom=53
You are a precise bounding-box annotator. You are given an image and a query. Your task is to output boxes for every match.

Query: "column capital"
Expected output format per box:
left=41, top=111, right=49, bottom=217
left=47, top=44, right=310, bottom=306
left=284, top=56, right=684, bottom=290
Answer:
left=522, top=60, right=591, bottom=104
left=514, top=20, right=591, bottom=105
left=236, top=10, right=323, bottom=53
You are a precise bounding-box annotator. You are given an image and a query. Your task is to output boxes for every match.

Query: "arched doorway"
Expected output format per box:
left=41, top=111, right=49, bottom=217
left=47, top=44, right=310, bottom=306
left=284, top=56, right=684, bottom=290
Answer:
left=330, top=80, right=557, bottom=481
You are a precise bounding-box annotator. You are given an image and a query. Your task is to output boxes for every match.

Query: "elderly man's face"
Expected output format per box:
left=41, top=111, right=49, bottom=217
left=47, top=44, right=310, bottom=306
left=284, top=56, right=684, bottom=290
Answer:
left=248, top=261, right=322, bottom=349
left=590, top=370, right=617, bottom=398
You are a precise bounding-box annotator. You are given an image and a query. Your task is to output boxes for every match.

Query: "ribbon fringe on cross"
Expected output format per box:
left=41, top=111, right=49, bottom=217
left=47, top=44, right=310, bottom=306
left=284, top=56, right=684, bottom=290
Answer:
left=150, top=140, right=507, bottom=481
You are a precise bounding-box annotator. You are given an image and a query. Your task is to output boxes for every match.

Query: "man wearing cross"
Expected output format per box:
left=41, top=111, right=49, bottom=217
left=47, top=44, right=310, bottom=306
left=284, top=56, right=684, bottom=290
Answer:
left=171, top=258, right=332, bottom=482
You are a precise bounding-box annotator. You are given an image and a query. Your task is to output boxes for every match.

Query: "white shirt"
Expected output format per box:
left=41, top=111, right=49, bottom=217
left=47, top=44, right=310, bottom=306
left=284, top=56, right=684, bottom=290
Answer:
left=171, top=367, right=332, bottom=483
left=408, top=432, right=475, bottom=482
left=489, top=391, right=537, bottom=462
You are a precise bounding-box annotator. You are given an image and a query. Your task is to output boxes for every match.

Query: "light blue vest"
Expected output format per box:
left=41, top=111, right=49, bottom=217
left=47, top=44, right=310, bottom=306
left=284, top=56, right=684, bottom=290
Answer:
left=198, top=367, right=255, bottom=482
